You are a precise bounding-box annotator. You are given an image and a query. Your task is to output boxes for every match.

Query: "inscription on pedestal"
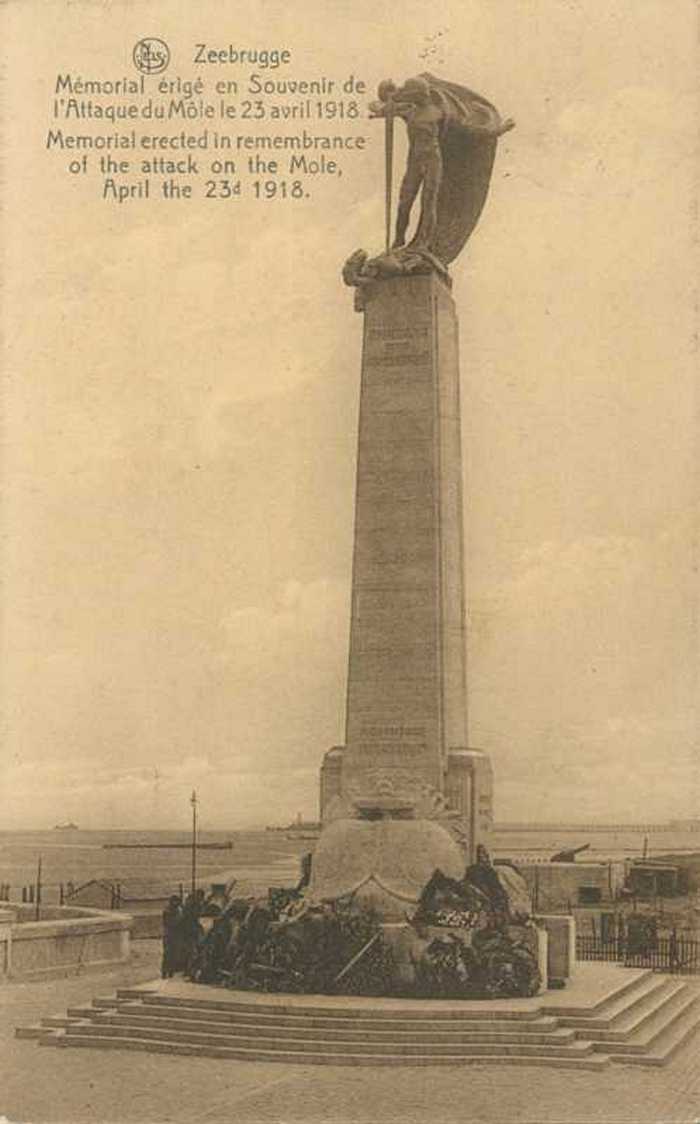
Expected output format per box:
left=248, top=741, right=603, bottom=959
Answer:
left=352, top=744, right=428, bottom=766
left=353, top=722, right=428, bottom=769
left=364, top=322, right=431, bottom=368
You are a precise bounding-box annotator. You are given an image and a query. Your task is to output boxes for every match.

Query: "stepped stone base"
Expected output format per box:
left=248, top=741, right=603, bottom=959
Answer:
left=16, top=963, right=700, bottom=1070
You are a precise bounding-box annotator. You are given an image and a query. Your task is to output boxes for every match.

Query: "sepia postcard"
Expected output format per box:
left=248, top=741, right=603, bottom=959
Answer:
left=1, top=2, right=698, bottom=1122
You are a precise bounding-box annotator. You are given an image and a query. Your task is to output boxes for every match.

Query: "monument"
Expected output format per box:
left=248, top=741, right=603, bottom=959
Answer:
left=312, top=74, right=512, bottom=919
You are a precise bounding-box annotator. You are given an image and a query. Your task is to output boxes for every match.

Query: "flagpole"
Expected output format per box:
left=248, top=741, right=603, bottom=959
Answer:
left=384, top=107, right=394, bottom=253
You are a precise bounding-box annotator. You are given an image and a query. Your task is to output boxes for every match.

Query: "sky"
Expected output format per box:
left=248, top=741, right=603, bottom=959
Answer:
left=1, top=0, right=698, bottom=829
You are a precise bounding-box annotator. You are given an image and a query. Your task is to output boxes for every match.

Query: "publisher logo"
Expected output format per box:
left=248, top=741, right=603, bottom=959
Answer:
left=132, top=38, right=170, bottom=75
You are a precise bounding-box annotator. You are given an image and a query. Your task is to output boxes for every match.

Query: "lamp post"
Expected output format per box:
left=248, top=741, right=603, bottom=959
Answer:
left=190, top=790, right=198, bottom=897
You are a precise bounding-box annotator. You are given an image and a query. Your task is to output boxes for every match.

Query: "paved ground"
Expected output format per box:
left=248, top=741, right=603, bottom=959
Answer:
left=2, top=945, right=699, bottom=1124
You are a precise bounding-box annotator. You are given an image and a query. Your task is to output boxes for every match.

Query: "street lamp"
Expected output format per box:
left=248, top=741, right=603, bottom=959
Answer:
left=190, top=789, right=198, bottom=897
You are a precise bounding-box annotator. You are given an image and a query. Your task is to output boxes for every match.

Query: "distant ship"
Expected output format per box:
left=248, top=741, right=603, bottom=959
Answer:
left=54, top=822, right=79, bottom=831
left=269, top=815, right=320, bottom=836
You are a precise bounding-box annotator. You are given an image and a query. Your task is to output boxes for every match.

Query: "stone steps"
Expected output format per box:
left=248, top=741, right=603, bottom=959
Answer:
left=118, top=989, right=546, bottom=1021
left=17, top=968, right=700, bottom=1070
left=603, top=992, right=700, bottom=1057
left=578, top=981, right=691, bottom=1045
left=99, top=999, right=567, bottom=1037
left=614, top=998, right=700, bottom=1067
left=16, top=1023, right=59, bottom=1040
left=58, top=1017, right=599, bottom=1059
left=40, top=1028, right=612, bottom=1070
left=544, top=969, right=657, bottom=1018
left=85, top=1010, right=581, bottom=1048
left=558, top=973, right=676, bottom=1029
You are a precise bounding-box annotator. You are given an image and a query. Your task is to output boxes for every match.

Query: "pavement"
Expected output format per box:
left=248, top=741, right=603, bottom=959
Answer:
left=2, top=943, right=699, bottom=1124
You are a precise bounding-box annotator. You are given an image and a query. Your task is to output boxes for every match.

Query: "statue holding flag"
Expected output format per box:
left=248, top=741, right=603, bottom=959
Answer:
left=371, top=77, right=445, bottom=253
left=343, top=73, right=513, bottom=303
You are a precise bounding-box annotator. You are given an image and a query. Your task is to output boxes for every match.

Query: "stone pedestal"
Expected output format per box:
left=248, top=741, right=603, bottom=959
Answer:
left=314, top=271, right=495, bottom=921
left=341, top=273, right=469, bottom=811
left=308, top=816, right=464, bottom=922
left=445, top=749, right=494, bottom=855
left=533, top=925, right=549, bottom=995
left=536, top=914, right=577, bottom=984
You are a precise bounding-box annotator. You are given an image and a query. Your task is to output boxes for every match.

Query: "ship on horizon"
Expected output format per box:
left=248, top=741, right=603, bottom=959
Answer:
left=53, top=821, right=79, bottom=831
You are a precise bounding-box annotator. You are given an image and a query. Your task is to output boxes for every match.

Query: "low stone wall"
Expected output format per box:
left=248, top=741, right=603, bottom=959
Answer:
left=520, top=862, right=613, bottom=912
left=12, top=904, right=105, bottom=923
left=0, top=905, right=132, bottom=981
left=128, top=910, right=163, bottom=940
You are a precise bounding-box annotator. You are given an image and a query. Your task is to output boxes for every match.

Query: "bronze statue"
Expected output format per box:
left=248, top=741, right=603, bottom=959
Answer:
left=371, top=77, right=445, bottom=253
left=344, top=73, right=513, bottom=301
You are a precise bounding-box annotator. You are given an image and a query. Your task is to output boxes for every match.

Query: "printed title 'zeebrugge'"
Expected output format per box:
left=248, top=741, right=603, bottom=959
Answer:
left=193, top=46, right=291, bottom=67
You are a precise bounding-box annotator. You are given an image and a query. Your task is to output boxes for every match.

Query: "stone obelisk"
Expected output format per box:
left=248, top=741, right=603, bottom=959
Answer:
left=320, top=271, right=493, bottom=853
left=313, top=73, right=510, bottom=913
left=343, top=271, right=468, bottom=799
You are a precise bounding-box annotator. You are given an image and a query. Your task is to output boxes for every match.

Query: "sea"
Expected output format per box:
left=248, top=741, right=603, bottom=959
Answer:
left=1, top=826, right=698, bottom=904
left=489, top=827, right=700, bottom=866
left=0, top=829, right=308, bottom=903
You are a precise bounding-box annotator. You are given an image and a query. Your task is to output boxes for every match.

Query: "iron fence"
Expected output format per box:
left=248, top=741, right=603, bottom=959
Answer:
left=576, top=933, right=700, bottom=974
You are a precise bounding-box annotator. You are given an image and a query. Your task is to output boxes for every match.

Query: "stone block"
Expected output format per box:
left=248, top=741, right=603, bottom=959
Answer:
left=536, top=914, right=576, bottom=984
left=533, top=924, right=549, bottom=994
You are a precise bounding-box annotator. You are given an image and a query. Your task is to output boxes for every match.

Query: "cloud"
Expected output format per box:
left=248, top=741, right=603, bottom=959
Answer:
left=468, top=517, right=698, bottom=820
left=0, top=749, right=318, bottom=830
left=1, top=576, right=351, bottom=828
left=220, top=576, right=349, bottom=669
left=511, top=83, right=697, bottom=203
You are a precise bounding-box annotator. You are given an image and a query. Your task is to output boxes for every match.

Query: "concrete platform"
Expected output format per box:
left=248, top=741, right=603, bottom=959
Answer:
left=15, top=962, right=700, bottom=1070
left=116, top=961, right=647, bottom=1012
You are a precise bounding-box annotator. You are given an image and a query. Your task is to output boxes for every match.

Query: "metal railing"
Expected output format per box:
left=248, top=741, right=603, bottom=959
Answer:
left=576, top=933, right=700, bottom=974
